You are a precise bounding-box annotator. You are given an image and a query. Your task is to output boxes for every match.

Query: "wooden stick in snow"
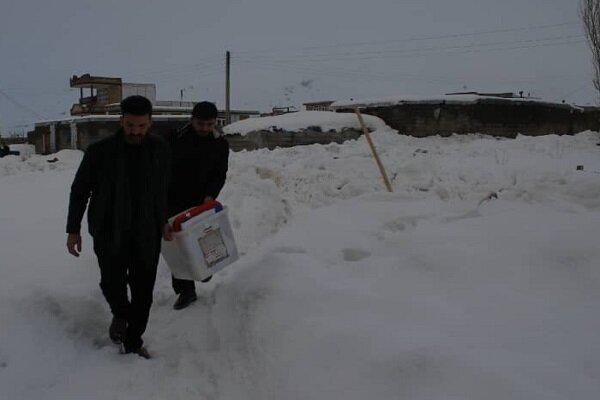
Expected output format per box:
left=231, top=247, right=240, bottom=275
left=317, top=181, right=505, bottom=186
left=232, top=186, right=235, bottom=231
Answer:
left=354, top=107, right=393, bottom=192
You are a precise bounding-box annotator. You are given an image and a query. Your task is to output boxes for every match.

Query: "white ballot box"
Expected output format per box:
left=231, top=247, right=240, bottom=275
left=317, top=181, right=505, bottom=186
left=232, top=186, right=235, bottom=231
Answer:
left=161, top=201, right=239, bottom=281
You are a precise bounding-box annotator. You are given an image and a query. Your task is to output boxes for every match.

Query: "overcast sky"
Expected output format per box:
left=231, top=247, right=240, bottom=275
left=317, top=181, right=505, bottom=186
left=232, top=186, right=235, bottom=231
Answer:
left=0, top=0, right=592, bottom=133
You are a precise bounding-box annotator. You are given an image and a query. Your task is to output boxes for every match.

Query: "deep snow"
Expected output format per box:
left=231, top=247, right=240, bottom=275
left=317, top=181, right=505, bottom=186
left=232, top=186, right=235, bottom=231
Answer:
left=1, top=121, right=600, bottom=399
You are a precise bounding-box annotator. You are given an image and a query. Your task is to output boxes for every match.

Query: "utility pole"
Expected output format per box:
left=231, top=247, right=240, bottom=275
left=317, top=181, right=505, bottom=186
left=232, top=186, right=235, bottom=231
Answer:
left=225, top=50, right=231, bottom=125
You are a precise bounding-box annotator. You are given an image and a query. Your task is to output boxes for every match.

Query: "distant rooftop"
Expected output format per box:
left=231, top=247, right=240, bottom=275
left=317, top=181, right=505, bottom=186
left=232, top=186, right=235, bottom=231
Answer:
left=330, top=92, right=581, bottom=111
left=69, top=74, right=122, bottom=88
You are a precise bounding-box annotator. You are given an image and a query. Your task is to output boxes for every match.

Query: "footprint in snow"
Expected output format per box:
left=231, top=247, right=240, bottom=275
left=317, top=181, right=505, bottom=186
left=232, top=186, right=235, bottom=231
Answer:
left=383, top=216, right=423, bottom=232
left=442, top=209, right=481, bottom=223
left=342, top=248, right=371, bottom=262
left=271, top=246, right=307, bottom=254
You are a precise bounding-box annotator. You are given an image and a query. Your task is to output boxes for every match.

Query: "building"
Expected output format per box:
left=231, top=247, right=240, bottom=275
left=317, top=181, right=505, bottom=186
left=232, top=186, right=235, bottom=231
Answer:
left=28, top=74, right=260, bottom=154
left=303, top=101, right=334, bottom=112
left=70, top=74, right=156, bottom=116
left=330, top=92, right=600, bottom=138
left=260, top=106, right=298, bottom=117
left=29, top=115, right=188, bottom=154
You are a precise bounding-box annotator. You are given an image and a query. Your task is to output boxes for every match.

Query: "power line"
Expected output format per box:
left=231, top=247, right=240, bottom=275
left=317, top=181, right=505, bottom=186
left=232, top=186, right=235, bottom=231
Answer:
left=235, top=39, right=586, bottom=75
left=234, top=39, right=587, bottom=87
left=233, top=21, right=581, bottom=56
left=133, top=59, right=225, bottom=80
left=556, top=82, right=595, bottom=101
left=3, top=122, right=33, bottom=130
left=0, top=88, right=46, bottom=119
left=236, top=59, right=422, bottom=84
left=236, top=34, right=585, bottom=64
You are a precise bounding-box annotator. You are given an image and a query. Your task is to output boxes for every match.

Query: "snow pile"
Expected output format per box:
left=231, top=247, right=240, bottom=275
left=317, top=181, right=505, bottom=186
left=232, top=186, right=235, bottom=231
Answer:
left=1, top=129, right=600, bottom=399
left=8, top=144, right=35, bottom=157
left=0, top=149, right=82, bottom=178
left=223, top=111, right=386, bottom=136
left=221, top=130, right=600, bottom=252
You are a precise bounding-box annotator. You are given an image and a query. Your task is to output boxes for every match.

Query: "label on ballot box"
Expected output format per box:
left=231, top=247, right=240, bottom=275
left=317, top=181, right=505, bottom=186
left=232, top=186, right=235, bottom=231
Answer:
left=198, top=227, right=228, bottom=266
left=161, top=201, right=239, bottom=281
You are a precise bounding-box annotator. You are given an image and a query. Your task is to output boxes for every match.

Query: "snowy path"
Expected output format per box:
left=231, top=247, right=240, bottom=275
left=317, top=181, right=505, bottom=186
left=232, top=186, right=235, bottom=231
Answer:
left=2, top=131, right=600, bottom=399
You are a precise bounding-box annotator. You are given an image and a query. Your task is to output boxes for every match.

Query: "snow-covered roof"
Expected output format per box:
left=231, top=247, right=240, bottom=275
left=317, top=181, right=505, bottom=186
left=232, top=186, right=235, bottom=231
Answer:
left=330, top=94, right=581, bottom=111
left=223, top=111, right=388, bottom=136
left=34, top=114, right=191, bottom=126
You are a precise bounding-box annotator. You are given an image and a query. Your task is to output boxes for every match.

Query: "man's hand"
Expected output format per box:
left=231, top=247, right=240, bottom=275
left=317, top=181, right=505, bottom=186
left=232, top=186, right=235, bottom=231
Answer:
left=163, top=223, right=174, bottom=241
left=203, top=196, right=214, bottom=204
left=67, top=233, right=82, bottom=257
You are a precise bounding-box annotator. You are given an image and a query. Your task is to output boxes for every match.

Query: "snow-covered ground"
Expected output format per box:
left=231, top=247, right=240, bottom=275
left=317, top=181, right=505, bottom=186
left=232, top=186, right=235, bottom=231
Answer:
left=1, top=122, right=600, bottom=399
left=6, top=144, right=35, bottom=157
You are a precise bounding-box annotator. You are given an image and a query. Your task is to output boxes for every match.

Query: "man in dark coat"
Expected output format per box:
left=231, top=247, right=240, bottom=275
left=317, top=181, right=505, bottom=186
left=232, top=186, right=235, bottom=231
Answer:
left=0, top=141, right=10, bottom=157
left=66, top=95, right=170, bottom=359
left=163, top=101, right=229, bottom=310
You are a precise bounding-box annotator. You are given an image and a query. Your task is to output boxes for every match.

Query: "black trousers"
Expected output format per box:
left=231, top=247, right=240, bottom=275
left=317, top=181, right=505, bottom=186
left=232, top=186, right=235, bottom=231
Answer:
left=94, top=238, right=160, bottom=349
left=172, top=276, right=195, bottom=295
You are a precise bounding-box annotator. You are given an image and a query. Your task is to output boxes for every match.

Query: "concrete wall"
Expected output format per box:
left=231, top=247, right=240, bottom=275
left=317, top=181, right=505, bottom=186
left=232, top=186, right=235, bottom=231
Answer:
left=28, top=121, right=363, bottom=154
left=122, top=84, right=157, bottom=103
left=226, top=129, right=362, bottom=151
left=0, top=137, right=28, bottom=145
left=337, top=101, right=600, bottom=137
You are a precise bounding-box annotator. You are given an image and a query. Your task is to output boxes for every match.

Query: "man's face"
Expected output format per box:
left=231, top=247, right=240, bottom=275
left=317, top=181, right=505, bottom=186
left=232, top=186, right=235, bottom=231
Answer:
left=191, top=118, right=217, bottom=136
left=120, top=114, right=152, bottom=144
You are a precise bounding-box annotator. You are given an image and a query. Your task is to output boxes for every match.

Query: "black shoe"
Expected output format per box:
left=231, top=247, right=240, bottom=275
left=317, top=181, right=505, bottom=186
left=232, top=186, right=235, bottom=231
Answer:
left=201, top=275, right=213, bottom=283
left=109, top=317, right=127, bottom=344
left=123, top=346, right=151, bottom=359
left=173, top=292, right=197, bottom=310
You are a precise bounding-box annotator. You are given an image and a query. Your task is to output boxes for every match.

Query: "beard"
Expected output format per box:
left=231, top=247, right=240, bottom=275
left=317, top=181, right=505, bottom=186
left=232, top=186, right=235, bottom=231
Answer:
left=124, top=135, right=144, bottom=145
left=194, top=129, right=211, bottom=136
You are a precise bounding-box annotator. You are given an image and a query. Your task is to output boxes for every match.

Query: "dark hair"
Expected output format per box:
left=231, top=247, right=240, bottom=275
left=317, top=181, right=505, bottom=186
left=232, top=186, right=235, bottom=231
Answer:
left=192, top=101, right=218, bottom=120
left=120, top=95, right=153, bottom=116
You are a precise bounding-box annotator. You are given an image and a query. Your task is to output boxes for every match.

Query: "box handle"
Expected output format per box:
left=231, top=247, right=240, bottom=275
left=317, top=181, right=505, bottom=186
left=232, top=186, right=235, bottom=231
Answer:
left=172, top=200, right=223, bottom=232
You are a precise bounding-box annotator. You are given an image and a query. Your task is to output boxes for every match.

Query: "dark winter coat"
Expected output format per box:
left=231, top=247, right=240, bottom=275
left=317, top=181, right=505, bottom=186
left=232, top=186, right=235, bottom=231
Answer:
left=66, top=130, right=170, bottom=259
left=165, top=124, right=229, bottom=217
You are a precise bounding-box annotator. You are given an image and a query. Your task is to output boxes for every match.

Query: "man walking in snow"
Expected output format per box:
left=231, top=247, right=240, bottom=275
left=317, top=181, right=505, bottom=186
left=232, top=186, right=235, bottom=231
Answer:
left=163, top=101, right=229, bottom=310
left=66, top=95, right=170, bottom=359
